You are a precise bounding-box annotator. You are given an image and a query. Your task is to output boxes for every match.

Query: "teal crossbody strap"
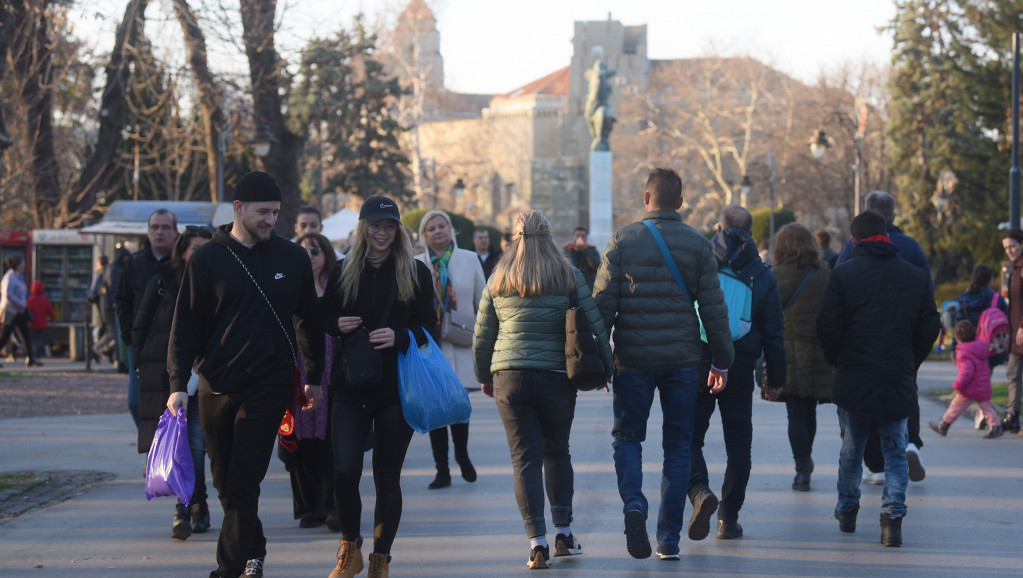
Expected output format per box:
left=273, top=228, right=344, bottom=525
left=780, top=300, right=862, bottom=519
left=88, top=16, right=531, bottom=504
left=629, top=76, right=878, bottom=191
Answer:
left=642, top=219, right=692, bottom=302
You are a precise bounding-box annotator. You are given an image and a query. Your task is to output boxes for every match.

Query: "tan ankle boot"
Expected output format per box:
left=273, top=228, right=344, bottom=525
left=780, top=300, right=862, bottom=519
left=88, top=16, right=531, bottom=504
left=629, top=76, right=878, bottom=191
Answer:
left=328, top=540, right=363, bottom=578
left=366, top=552, right=389, bottom=578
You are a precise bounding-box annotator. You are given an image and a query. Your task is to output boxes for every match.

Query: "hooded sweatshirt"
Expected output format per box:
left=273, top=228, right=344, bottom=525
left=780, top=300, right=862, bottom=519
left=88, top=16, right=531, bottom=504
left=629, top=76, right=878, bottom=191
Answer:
left=26, top=281, right=56, bottom=331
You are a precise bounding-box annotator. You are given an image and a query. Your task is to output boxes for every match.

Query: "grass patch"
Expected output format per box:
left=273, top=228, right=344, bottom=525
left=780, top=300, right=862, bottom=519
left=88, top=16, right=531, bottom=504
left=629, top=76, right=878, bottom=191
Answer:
left=931, top=383, right=1009, bottom=408
left=0, top=472, right=38, bottom=492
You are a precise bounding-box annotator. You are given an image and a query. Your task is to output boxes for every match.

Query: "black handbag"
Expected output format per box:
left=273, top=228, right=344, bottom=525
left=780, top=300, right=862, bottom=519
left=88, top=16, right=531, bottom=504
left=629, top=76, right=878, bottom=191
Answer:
left=565, top=288, right=606, bottom=391
left=340, top=268, right=397, bottom=390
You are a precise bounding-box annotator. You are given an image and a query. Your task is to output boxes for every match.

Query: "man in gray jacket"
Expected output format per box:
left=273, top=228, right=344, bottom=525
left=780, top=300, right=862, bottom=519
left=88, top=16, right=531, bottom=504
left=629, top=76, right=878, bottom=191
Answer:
left=593, top=167, right=734, bottom=561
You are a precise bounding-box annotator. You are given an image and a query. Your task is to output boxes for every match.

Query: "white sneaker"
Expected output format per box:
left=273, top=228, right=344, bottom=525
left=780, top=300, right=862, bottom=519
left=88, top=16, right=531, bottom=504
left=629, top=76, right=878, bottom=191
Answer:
left=906, top=443, right=925, bottom=482
left=862, top=471, right=885, bottom=485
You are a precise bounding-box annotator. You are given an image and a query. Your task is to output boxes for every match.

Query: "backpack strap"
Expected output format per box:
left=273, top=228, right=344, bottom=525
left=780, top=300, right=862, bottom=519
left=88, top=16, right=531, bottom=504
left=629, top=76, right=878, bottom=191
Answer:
left=991, top=292, right=1001, bottom=310
left=642, top=219, right=692, bottom=302
left=782, top=269, right=816, bottom=313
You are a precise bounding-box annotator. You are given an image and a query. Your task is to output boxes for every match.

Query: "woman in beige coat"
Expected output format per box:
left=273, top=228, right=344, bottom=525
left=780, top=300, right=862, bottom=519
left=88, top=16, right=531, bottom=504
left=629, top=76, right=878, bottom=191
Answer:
left=416, top=210, right=487, bottom=489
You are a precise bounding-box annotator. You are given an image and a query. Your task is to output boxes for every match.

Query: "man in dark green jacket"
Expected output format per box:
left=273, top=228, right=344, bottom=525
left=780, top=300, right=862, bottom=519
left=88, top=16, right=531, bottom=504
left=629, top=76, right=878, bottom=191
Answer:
left=593, top=167, right=734, bottom=561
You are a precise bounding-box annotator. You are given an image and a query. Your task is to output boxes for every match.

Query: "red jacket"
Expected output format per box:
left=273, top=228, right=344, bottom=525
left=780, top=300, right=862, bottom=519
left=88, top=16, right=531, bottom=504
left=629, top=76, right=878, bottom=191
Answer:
left=26, top=281, right=56, bottom=331
left=953, top=339, right=992, bottom=402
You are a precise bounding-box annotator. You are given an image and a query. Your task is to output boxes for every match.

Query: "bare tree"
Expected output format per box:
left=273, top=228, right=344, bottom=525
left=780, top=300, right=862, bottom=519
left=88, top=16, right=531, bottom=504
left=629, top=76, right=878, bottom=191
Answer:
left=64, top=0, right=149, bottom=227
left=172, top=0, right=224, bottom=202
left=239, top=0, right=302, bottom=236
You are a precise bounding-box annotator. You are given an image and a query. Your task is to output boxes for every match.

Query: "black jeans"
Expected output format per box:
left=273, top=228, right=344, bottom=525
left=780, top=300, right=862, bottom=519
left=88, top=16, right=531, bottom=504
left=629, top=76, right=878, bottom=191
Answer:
left=784, top=398, right=819, bottom=461
left=429, top=422, right=470, bottom=471
left=689, top=359, right=754, bottom=524
left=0, top=311, right=36, bottom=363
left=493, top=370, right=577, bottom=538
left=331, top=400, right=413, bottom=555
left=199, top=384, right=288, bottom=578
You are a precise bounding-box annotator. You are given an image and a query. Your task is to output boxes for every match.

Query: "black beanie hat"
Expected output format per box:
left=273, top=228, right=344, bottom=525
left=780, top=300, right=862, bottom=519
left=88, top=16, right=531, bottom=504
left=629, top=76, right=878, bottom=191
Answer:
left=233, top=171, right=283, bottom=203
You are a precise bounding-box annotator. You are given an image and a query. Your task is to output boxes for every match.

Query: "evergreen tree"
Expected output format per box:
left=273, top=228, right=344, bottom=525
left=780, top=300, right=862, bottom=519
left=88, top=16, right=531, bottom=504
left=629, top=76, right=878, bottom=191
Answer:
left=290, top=16, right=412, bottom=208
left=888, top=0, right=1018, bottom=282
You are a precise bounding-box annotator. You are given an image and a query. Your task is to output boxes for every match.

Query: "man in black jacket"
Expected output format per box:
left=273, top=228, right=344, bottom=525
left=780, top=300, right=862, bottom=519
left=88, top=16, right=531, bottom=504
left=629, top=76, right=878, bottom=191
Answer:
left=167, top=171, right=324, bottom=578
left=817, top=210, right=940, bottom=548
left=687, top=205, right=785, bottom=542
left=116, top=208, right=179, bottom=426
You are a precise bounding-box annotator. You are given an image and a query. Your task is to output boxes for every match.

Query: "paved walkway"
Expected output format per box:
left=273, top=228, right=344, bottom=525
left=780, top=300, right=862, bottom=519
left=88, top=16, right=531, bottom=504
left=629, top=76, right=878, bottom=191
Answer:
left=0, top=360, right=1020, bottom=577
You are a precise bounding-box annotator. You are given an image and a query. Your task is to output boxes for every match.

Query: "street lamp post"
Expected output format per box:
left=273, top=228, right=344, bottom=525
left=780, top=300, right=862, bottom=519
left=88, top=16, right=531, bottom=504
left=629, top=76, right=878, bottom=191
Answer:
left=741, top=152, right=777, bottom=240
left=810, top=101, right=868, bottom=215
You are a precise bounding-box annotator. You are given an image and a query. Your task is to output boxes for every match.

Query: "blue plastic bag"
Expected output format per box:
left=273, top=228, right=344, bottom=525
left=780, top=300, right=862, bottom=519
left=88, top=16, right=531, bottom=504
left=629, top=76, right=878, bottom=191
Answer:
left=145, top=408, right=195, bottom=505
left=398, top=329, right=472, bottom=434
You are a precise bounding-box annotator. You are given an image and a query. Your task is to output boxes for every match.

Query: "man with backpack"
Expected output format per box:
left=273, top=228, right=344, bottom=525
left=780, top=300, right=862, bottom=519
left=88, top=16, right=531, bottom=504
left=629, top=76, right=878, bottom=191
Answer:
left=687, top=205, right=785, bottom=541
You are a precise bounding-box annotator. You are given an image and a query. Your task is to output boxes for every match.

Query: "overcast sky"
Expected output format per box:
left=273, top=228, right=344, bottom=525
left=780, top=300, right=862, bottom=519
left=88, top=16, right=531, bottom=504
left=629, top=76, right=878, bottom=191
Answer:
left=71, top=0, right=897, bottom=94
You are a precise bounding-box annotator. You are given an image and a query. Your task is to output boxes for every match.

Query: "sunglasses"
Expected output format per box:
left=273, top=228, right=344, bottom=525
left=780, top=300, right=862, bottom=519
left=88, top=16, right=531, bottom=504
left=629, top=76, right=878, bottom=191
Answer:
left=184, top=225, right=213, bottom=238
left=307, top=246, right=322, bottom=256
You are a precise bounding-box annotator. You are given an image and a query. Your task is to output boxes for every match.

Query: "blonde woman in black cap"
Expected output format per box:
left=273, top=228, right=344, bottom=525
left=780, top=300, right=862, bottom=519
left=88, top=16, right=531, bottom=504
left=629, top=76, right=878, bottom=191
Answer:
left=323, top=196, right=436, bottom=578
left=167, top=171, right=325, bottom=578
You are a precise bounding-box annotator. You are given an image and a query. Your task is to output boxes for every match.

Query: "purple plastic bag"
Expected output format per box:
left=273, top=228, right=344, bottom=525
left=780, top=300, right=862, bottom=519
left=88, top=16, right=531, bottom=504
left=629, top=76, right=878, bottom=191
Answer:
left=145, top=408, right=195, bottom=505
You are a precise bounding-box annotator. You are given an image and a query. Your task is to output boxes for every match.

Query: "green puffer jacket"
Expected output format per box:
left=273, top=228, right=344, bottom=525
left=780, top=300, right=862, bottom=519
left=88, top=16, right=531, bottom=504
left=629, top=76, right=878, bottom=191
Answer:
left=473, top=268, right=614, bottom=382
left=774, top=264, right=833, bottom=402
left=593, top=210, right=734, bottom=371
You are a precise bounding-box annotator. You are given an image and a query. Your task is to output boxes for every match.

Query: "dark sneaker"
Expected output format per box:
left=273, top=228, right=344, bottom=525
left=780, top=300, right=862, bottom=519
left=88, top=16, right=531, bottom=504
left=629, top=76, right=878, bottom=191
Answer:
left=527, top=545, right=550, bottom=569
left=172, top=502, right=192, bottom=541
left=623, top=509, right=652, bottom=559
left=242, top=556, right=264, bottom=577
left=983, top=425, right=1004, bottom=439
left=554, top=533, right=582, bottom=557
left=655, top=546, right=680, bottom=561
left=687, top=490, right=719, bottom=541
left=716, top=519, right=743, bottom=539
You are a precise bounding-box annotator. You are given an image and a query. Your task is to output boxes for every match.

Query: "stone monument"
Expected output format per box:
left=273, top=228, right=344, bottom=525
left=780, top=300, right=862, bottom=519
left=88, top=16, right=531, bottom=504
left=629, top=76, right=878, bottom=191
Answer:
left=586, top=59, right=615, bottom=254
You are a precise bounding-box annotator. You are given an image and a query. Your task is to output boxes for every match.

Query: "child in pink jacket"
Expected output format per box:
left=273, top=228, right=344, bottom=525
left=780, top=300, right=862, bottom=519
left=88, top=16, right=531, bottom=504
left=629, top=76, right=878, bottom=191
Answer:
left=929, top=320, right=1003, bottom=438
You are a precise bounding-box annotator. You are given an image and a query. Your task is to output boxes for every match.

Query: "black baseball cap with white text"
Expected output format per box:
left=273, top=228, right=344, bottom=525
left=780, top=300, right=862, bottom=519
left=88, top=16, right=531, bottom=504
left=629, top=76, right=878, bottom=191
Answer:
left=359, top=196, right=401, bottom=222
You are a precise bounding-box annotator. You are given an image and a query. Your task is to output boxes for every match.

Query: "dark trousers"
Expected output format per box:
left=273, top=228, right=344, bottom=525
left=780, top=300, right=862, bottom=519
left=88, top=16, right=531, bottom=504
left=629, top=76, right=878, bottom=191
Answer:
left=199, top=384, right=288, bottom=578
left=287, top=436, right=332, bottom=522
left=784, top=398, right=819, bottom=461
left=689, top=359, right=754, bottom=524
left=0, top=312, right=36, bottom=363
left=332, top=400, right=413, bottom=555
left=428, top=422, right=470, bottom=471
left=493, top=370, right=577, bottom=539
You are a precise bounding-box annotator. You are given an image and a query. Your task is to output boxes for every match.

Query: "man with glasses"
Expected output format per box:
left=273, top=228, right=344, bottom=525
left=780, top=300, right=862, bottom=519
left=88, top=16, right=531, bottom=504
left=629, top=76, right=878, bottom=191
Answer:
left=116, top=208, right=179, bottom=427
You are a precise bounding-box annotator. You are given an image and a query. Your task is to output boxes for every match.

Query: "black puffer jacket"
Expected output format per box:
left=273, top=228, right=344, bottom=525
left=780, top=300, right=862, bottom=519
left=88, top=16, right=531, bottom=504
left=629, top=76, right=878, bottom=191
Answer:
left=708, top=228, right=786, bottom=387
left=116, top=241, right=168, bottom=346
left=131, top=262, right=176, bottom=453
left=319, top=254, right=437, bottom=408
left=817, top=241, right=941, bottom=420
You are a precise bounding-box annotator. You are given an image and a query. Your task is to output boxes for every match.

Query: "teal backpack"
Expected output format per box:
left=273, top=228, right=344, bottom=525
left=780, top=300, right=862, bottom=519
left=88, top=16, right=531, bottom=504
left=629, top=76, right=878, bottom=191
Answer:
left=697, top=267, right=753, bottom=343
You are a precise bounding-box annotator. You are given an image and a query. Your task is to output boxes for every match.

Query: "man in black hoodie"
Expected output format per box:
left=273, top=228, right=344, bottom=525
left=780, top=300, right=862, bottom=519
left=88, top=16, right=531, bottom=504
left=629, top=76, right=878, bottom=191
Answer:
left=817, top=210, right=939, bottom=548
left=686, top=205, right=786, bottom=542
left=167, top=171, right=324, bottom=578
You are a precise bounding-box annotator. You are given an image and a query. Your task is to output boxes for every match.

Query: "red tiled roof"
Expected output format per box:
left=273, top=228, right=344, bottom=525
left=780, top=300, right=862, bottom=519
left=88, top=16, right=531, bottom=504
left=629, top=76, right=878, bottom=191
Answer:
left=400, top=0, right=435, bottom=22
left=501, top=66, right=570, bottom=98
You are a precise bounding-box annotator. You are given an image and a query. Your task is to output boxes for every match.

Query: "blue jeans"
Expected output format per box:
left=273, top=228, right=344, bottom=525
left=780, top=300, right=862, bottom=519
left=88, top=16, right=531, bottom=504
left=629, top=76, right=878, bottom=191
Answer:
left=493, top=370, right=577, bottom=539
left=836, top=407, right=908, bottom=518
left=186, top=394, right=207, bottom=505
left=611, top=366, right=698, bottom=550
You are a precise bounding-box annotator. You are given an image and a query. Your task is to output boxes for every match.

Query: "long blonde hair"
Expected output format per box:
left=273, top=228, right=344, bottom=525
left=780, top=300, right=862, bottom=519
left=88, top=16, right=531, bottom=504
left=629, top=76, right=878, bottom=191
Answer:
left=338, top=219, right=420, bottom=306
left=490, top=210, right=574, bottom=297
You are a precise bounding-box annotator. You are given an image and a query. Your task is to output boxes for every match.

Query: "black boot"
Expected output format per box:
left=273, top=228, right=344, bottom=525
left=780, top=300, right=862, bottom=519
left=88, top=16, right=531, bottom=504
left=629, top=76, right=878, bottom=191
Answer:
left=880, top=514, right=902, bottom=547
left=452, top=423, right=476, bottom=482
left=428, top=469, right=451, bottom=489
left=191, top=500, right=210, bottom=534
left=1001, top=412, right=1020, bottom=434
left=792, top=456, right=813, bottom=491
left=172, top=502, right=192, bottom=540
left=834, top=505, right=858, bottom=533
